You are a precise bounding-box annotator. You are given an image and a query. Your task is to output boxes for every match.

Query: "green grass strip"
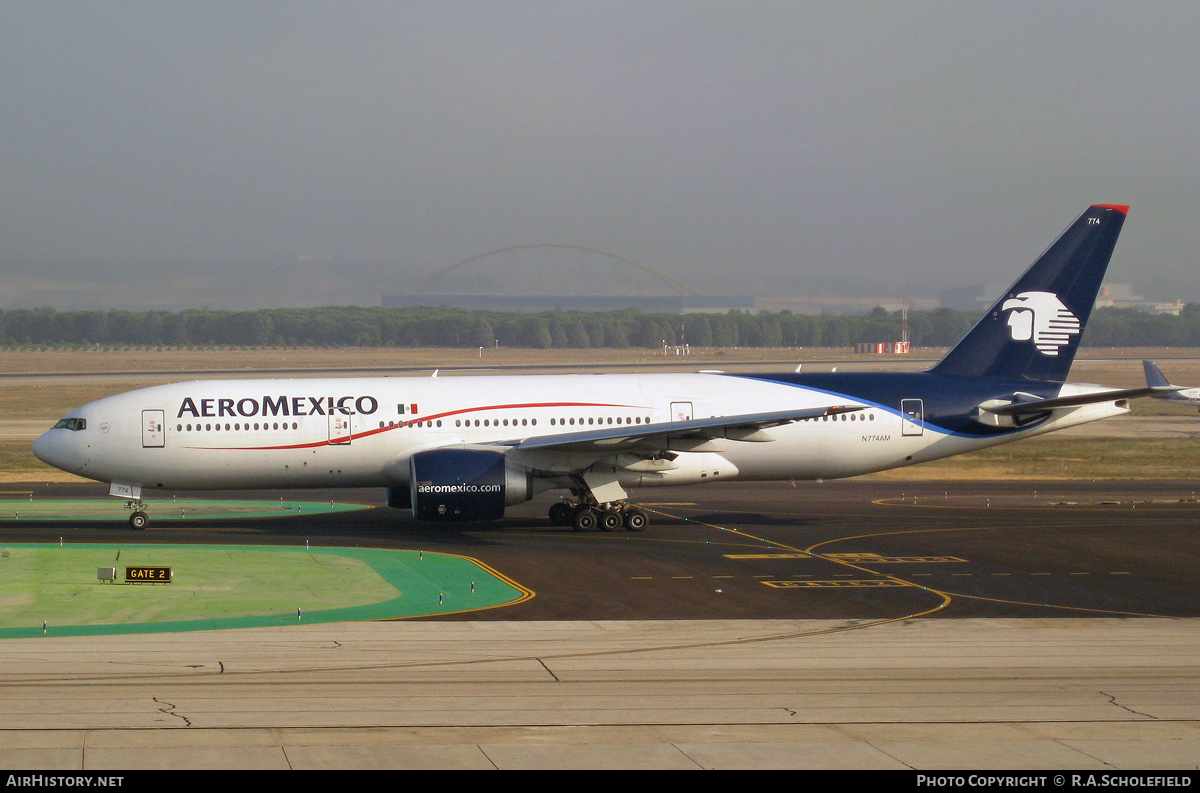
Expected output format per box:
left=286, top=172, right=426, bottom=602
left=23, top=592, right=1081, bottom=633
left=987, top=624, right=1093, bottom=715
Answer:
left=0, top=544, right=532, bottom=638
left=0, top=498, right=369, bottom=521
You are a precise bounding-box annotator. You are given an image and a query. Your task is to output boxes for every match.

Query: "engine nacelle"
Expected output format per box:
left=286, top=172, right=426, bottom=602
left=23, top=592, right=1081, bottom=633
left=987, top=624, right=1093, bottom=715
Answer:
left=406, top=448, right=533, bottom=522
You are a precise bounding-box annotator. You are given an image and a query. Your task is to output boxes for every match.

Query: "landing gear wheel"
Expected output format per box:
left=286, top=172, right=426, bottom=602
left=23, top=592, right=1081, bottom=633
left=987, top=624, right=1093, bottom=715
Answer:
left=599, top=510, right=624, bottom=531
left=129, top=511, right=148, bottom=530
left=572, top=507, right=598, bottom=532
left=622, top=507, right=648, bottom=531
left=548, top=502, right=574, bottom=526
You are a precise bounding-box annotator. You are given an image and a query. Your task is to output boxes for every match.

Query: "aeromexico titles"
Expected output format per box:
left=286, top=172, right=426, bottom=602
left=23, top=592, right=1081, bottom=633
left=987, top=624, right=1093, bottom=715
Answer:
left=34, top=204, right=1173, bottom=530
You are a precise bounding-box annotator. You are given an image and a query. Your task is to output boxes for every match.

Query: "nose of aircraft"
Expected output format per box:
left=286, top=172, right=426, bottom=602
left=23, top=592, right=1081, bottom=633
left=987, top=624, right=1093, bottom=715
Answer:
left=32, top=428, right=60, bottom=467
left=32, top=427, right=79, bottom=473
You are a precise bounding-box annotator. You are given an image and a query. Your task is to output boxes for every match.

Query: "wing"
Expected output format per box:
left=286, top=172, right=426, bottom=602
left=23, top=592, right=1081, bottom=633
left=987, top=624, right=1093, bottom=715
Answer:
left=499, top=403, right=864, bottom=454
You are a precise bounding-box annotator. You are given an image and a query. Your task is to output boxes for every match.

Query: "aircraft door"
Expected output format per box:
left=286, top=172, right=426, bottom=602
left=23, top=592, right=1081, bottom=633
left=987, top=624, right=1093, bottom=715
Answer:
left=329, top=411, right=352, bottom=445
left=671, top=401, right=694, bottom=422
left=141, top=410, right=165, bottom=448
left=901, top=399, right=924, bottom=436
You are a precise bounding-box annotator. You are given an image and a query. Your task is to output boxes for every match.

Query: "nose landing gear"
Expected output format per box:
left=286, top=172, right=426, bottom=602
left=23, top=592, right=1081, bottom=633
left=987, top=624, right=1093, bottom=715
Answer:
left=125, top=500, right=149, bottom=530
left=110, top=483, right=149, bottom=529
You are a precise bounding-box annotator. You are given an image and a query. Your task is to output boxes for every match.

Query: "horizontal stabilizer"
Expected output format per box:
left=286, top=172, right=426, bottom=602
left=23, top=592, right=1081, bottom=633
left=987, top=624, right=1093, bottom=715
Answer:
left=982, top=386, right=1182, bottom=417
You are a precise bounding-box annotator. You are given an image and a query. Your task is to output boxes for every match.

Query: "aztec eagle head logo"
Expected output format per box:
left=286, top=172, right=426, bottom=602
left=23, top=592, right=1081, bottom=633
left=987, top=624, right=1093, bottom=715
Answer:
left=1001, top=291, right=1081, bottom=356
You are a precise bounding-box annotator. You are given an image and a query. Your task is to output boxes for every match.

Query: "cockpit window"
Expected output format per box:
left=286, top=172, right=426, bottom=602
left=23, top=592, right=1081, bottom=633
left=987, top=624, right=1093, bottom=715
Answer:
left=53, top=418, right=86, bottom=431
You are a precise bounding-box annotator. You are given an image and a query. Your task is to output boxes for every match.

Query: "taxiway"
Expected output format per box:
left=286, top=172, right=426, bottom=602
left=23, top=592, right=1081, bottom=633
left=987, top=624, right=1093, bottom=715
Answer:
left=1, top=478, right=1198, bottom=768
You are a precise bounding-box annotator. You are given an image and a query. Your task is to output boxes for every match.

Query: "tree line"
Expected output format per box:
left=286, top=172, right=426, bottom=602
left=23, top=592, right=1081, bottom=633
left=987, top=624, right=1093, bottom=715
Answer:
left=0, top=304, right=1195, bottom=349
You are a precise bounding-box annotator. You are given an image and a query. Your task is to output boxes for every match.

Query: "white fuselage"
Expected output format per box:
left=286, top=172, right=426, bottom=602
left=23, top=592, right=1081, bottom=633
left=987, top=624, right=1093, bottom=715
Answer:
left=32, top=371, right=1127, bottom=494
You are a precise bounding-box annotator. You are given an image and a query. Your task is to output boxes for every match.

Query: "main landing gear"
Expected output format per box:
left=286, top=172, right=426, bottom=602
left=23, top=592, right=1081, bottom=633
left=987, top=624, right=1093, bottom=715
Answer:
left=548, top=500, right=649, bottom=532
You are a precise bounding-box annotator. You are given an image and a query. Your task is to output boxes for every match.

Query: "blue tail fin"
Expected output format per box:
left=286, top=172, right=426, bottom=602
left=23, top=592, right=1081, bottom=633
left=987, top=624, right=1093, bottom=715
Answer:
left=930, top=204, right=1128, bottom=382
left=1143, top=359, right=1172, bottom=389
left=1143, top=360, right=1195, bottom=403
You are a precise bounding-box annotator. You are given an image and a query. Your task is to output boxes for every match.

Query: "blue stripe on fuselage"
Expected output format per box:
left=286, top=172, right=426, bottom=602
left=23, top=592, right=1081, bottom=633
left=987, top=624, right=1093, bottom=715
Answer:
left=728, top=372, right=1059, bottom=437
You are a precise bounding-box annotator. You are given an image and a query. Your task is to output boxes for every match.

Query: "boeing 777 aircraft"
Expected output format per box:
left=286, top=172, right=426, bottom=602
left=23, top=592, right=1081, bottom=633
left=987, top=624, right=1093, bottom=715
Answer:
left=34, top=205, right=1172, bottom=530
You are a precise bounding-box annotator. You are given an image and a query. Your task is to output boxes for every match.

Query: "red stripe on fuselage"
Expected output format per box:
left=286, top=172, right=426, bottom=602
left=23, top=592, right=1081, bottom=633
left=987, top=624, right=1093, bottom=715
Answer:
left=180, top=400, right=645, bottom=451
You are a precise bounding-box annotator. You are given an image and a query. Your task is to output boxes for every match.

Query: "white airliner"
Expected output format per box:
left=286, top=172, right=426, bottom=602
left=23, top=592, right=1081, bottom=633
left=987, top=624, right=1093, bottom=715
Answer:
left=34, top=205, right=1173, bottom=530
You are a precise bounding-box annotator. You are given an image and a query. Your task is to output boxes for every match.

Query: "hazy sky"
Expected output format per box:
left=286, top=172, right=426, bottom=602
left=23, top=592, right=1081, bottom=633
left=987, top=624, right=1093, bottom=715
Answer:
left=2, top=1, right=1198, bottom=310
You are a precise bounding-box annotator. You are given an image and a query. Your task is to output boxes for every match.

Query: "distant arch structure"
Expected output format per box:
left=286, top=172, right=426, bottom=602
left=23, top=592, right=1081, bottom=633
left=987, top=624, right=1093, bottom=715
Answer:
left=412, top=244, right=704, bottom=297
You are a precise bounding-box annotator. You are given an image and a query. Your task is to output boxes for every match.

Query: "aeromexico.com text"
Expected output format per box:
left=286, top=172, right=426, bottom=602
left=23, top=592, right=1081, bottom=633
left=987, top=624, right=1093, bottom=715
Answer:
left=416, top=483, right=502, bottom=494
left=176, top=395, right=380, bottom=419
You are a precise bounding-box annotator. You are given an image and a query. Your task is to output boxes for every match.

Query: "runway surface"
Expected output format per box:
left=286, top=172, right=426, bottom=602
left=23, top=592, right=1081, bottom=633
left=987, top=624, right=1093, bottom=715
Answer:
left=2, top=478, right=1199, bottom=769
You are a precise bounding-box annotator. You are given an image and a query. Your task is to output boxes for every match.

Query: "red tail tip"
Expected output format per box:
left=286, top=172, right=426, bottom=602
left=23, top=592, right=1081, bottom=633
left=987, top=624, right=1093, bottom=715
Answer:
left=1094, top=204, right=1130, bottom=215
